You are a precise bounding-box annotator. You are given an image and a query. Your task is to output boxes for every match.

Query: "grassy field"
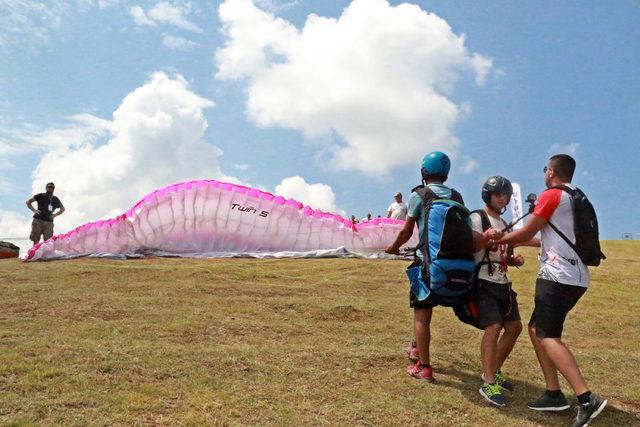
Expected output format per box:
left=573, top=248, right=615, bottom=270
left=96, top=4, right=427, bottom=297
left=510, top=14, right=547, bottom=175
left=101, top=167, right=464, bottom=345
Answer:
left=1, top=241, right=639, bottom=426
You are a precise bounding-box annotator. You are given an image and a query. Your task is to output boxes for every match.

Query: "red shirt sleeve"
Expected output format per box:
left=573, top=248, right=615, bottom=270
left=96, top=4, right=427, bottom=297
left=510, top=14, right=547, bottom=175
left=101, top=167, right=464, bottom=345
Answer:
left=533, top=188, right=562, bottom=220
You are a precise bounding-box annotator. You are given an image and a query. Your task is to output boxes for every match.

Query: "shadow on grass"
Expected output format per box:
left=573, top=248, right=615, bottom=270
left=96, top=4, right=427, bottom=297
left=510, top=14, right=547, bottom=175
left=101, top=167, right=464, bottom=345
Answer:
left=432, top=365, right=640, bottom=427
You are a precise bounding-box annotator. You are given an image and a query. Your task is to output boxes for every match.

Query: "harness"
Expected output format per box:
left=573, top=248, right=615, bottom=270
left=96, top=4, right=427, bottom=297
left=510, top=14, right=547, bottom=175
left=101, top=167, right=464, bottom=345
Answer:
left=472, top=209, right=513, bottom=278
left=472, top=209, right=515, bottom=320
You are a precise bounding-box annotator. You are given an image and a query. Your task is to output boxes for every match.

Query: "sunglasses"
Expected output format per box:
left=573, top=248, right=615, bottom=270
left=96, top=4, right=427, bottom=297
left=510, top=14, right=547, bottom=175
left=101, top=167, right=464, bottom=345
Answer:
left=543, top=166, right=551, bottom=173
left=46, top=186, right=55, bottom=189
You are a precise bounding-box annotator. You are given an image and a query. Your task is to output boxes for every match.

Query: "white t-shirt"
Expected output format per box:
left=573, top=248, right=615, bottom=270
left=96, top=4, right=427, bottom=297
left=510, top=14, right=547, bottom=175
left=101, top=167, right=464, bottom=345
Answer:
left=533, top=185, right=589, bottom=287
left=387, top=202, right=408, bottom=220
left=470, top=211, right=510, bottom=284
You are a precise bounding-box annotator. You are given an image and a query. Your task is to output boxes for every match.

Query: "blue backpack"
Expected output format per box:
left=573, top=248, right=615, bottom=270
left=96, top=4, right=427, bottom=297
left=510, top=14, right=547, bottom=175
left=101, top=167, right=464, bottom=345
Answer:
left=406, top=186, right=476, bottom=305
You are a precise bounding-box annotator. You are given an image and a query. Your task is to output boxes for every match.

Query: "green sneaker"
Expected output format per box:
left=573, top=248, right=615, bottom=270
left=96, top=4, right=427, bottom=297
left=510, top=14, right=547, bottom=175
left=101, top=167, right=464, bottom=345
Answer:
left=479, top=383, right=506, bottom=407
left=495, top=371, right=515, bottom=392
left=481, top=371, right=514, bottom=392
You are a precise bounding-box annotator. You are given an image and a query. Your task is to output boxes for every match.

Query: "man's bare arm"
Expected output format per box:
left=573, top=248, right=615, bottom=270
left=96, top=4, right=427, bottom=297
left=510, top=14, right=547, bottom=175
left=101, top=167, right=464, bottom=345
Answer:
left=472, top=231, right=485, bottom=252
left=52, top=206, right=65, bottom=219
left=472, top=228, right=504, bottom=252
left=499, top=214, right=547, bottom=246
left=385, top=217, right=416, bottom=254
left=515, top=237, right=541, bottom=248
left=25, top=197, right=39, bottom=215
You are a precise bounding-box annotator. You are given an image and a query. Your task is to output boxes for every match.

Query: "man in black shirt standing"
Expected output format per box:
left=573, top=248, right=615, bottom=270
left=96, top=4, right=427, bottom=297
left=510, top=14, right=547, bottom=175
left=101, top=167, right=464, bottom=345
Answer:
left=26, top=182, right=65, bottom=245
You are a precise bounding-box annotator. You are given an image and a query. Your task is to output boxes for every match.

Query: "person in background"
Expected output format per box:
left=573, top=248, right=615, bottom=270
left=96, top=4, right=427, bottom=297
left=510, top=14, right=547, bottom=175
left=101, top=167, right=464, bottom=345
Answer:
left=26, top=182, right=65, bottom=245
left=387, top=192, right=408, bottom=220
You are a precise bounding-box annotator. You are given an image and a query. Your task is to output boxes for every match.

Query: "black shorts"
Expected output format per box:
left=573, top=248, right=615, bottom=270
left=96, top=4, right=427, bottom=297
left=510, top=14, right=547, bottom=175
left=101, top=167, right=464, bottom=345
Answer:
left=529, top=278, right=587, bottom=339
left=409, top=289, right=439, bottom=309
left=475, top=280, right=521, bottom=329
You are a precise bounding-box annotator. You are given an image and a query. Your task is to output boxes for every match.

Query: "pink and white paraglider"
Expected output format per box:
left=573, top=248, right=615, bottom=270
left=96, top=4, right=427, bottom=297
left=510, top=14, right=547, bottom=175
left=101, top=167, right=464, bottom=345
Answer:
left=25, top=180, right=416, bottom=261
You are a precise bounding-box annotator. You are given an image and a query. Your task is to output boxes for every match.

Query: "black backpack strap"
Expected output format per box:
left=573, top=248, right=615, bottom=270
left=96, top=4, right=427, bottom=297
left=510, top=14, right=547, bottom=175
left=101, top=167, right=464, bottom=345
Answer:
left=414, top=186, right=438, bottom=263
left=547, top=185, right=582, bottom=260
left=471, top=209, right=494, bottom=275
left=450, top=188, right=465, bottom=205
left=414, top=185, right=437, bottom=205
left=472, top=209, right=515, bottom=273
left=411, top=184, right=424, bottom=193
left=472, top=209, right=491, bottom=232
left=547, top=220, right=580, bottom=260
left=550, top=184, right=575, bottom=196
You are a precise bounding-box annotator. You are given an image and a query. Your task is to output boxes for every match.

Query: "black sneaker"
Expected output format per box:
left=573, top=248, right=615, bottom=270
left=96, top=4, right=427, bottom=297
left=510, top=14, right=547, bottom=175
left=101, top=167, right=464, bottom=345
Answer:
left=527, top=392, right=570, bottom=411
left=571, top=393, right=608, bottom=427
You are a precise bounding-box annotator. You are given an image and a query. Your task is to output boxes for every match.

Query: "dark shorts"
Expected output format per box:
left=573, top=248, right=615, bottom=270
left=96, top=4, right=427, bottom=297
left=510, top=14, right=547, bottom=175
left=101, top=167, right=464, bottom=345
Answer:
left=475, top=280, right=521, bottom=329
left=409, top=288, right=439, bottom=309
left=30, top=218, right=54, bottom=243
left=529, top=278, right=587, bottom=339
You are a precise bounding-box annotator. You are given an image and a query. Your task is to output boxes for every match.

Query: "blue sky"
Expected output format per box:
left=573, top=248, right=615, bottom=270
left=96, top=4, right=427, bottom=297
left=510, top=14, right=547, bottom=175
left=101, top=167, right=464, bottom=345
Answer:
left=1, top=0, right=638, bottom=240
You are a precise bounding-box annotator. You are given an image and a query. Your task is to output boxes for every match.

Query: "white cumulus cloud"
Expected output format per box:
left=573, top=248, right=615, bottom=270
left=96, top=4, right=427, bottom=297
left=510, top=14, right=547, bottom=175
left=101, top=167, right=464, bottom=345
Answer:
left=0, top=115, right=112, bottom=194
left=275, top=176, right=344, bottom=215
left=11, top=72, right=237, bottom=234
left=215, top=0, right=492, bottom=176
left=17, top=114, right=112, bottom=151
left=0, top=210, right=32, bottom=239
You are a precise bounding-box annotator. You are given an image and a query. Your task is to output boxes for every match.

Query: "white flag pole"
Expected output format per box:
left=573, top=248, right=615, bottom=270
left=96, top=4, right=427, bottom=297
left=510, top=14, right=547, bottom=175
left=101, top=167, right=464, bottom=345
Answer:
left=509, top=183, right=524, bottom=229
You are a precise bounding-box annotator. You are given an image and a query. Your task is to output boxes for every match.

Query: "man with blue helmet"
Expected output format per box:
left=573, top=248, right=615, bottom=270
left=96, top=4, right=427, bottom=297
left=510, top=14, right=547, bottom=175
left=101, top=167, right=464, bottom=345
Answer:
left=386, top=151, right=466, bottom=382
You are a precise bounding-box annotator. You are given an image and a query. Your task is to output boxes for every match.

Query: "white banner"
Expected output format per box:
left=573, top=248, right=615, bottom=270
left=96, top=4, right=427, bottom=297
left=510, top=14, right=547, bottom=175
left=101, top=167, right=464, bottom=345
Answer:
left=509, top=182, right=524, bottom=229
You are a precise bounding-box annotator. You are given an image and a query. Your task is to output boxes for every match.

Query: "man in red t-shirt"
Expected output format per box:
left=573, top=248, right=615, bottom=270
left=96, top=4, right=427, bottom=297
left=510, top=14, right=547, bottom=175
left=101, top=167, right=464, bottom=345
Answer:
left=497, top=155, right=606, bottom=427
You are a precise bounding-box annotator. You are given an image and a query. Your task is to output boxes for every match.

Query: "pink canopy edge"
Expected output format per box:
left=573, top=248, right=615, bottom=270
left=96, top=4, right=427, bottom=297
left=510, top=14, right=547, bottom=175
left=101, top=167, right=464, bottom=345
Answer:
left=25, top=179, right=406, bottom=260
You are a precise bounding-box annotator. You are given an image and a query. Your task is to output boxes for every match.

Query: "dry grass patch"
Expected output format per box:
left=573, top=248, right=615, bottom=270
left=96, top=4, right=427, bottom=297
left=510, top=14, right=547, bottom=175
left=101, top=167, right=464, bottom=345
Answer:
left=0, top=241, right=639, bottom=425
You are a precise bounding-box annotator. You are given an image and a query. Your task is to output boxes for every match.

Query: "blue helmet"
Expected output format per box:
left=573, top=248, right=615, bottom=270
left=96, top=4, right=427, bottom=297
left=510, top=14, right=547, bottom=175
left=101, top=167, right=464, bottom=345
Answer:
left=421, top=151, right=451, bottom=180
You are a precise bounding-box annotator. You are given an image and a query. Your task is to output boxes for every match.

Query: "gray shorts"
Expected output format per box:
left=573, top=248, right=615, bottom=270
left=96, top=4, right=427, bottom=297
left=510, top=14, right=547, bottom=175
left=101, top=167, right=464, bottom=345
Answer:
left=30, top=218, right=54, bottom=243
